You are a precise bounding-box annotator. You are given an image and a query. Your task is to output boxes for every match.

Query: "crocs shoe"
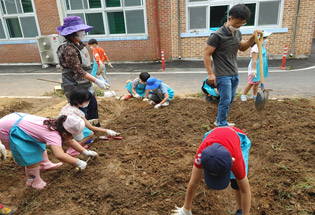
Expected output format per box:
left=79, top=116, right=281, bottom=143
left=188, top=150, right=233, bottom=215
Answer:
left=0, top=204, right=14, bottom=215
left=241, top=95, right=247, bottom=102
left=161, top=101, right=169, bottom=107
left=124, top=94, right=133, bottom=100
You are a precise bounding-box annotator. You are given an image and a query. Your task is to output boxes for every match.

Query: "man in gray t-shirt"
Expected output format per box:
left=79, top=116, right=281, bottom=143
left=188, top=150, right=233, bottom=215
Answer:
left=204, top=4, right=262, bottom=128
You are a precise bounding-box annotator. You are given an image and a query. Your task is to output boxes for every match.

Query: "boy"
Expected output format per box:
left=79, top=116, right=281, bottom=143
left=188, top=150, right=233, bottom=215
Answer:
left=143, top=77, right=174, bottom=108
left=172, top=127, right=251, bottom=215
left=204, top=4, right=263, bottom=127
left=124, top=72, right=150, bottom=100
left=88, top=39, right=113, bottom=82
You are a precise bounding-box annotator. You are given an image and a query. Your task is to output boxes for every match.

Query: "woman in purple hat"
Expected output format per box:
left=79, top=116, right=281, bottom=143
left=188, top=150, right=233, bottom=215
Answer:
left=56, top=16, right=108, bottom=126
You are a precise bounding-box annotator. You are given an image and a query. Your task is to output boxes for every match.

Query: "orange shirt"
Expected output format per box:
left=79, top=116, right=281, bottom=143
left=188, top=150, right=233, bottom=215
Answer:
left=93, top=46, right=108, bottom=65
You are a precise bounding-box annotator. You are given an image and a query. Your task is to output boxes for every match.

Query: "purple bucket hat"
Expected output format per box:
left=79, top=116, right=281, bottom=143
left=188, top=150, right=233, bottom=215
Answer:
left=56, top=16, right=93, bottom=36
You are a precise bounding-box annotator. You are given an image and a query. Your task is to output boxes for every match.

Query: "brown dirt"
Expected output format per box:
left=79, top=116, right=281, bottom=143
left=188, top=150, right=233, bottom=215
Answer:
left=0, top=97, right=314, bottom=215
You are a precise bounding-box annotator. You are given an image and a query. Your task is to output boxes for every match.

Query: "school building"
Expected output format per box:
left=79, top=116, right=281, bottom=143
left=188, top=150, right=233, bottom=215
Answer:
left=0, top=0, right=314, bottom=64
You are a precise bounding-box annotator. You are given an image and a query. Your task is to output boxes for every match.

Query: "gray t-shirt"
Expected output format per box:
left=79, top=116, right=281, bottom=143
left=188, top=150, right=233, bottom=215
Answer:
left=206, top=25, right=242, bottom=76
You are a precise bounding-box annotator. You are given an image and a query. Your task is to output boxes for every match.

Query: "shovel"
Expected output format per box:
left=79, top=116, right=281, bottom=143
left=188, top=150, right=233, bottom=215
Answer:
left=254, top=31, right=269, bottom=111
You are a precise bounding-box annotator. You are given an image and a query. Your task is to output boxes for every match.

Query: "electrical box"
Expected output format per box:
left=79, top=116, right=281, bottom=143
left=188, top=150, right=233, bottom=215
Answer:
left=36, top=34, right=64, bottom=68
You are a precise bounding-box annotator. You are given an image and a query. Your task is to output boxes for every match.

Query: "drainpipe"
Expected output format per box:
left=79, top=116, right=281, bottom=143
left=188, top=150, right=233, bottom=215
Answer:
left=290, top=0, right=300, bottom=57
left=154, top=0, right=161, bottom=59
left=177, top=0, right=181, bottom=59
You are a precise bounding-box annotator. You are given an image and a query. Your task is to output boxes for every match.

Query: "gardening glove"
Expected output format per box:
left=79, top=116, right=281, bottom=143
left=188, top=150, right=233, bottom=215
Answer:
left=142, top=98, right=149, bottom=102
left=95, top=79, right=110, bottom=89
left=82, top=150, right=98, bottom=157
left=0, top=142, right=7, bottom=160
left=134, top=94, right=140, bottom=98
left=76, top=159, right=87, bottom=170
left=250, top=69, right=257, bottom=77
left=171, top=206, right=192, bottom=215
left=106, top=129, right=120, bottom=137
left=154, top=104, right=161, bottom=109
left=108, top=62, right=113, bottom=68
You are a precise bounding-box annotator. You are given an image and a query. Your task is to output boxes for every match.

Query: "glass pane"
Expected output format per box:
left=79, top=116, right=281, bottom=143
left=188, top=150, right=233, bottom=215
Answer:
left=189, top=6, right=206, bottom=29
left=6, top=18, right=22, bottom=38
left=83, top=0, right=88, bottom=9
left=89, top=0, right=101, bottom=8
left=1, top=0, right=7, bottom=14
left=210, top=5, right=228, bottom=28
left=258, top=1, right=280, bottom=25
left=20, top=16, right=38, bottom=37
left=124, top=0, right=141, bottom=7
left=68, top=13, right=85, bottom=23
left=0, top=20, right=6, bottom=38
left=16, top=0, right=22, bottom=13
left=105, top=0, right=120, bottom=7
left=107, top=12, right=125, bottom=34
left=22, top=0, right=33, bottom=13
left=86, top=13, right=105, bottom=34
left=125, top=10, right=144, bottom=33
left=4, top=0, right=17, bottom=14
left=65, top=0, right=70, bottom=10
left=244, top=3, right=255, bottom=26
left=70, top=0, right=83, bottom=10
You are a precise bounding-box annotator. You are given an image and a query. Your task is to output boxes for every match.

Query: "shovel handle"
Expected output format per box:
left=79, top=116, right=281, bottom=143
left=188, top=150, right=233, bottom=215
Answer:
left=254, top=31, right=264, bottom=84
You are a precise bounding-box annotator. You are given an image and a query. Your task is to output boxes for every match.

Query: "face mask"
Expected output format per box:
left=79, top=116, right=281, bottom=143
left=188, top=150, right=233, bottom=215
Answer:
left=80, top=102, right=89, bottom=108
left=76, top=31, right=86, bottom=41
left=262, top=39, right=269, bottom=46
left=229, top=25, right=240, bottom=31
left=90, top=46, right=93, bottom=50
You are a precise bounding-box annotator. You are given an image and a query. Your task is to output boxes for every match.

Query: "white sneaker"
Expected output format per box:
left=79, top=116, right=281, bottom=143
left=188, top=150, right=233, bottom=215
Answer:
left=161, top=101, right=169, bottom=107
left=241, top=95, right=247, bottom=102
left=214, top=121, right=235, bottom=127
left=250, top=95, right=257, bottom=100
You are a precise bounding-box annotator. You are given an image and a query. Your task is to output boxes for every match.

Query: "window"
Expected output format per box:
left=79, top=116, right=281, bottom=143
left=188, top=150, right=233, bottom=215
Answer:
left=0, top=0, right=39, bottom=39
left=186, top=0, right=283, bottom=31
left=64, top=0, right=147, bottom=36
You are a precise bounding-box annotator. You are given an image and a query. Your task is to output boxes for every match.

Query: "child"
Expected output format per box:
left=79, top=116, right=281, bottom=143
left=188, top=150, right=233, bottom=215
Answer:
left=0, top=113, right=98, bottom=189
left=88, top=39, right=113, bottom=83
left=171, top=127, right=251, bottom=215
left=241, top=31, right=272, bottom=101
left=201, top=79, right=220, bottom=103
left=124, top=72, right=150, bottom=100
left=143, top=77, right=174, bottom=108
left=59, top=87, right=120, bottom=156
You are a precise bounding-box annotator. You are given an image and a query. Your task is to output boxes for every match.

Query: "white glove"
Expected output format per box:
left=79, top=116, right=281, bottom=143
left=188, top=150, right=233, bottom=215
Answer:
left=171, top=206, right=192, bottom=215
left=106, top=129, right=120, bottom=137
left=143, top=98, right=149, bottom=102
left=76, top=159, right=87, bottom=170
left=154, top=104, right=161, bottom=109
left=108, top=63, right=113, bottom=68
left=95, top=79, right=110, bottom=90
left=82, top=150, right=98, bottom=157
left=134, top=94, right=140, bottom=98
left=0, top=142, right=7, bottom=160
left=250, top=69, right=257, bottom=77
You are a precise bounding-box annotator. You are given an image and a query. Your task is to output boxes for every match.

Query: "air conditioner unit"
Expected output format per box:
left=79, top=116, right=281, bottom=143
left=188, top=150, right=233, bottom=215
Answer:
left=36, top=34, right=64, bottom=68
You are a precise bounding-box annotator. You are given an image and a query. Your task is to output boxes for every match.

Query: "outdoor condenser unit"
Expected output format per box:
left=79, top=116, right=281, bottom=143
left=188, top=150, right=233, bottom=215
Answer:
left=36, top=34, right=64, bottom=68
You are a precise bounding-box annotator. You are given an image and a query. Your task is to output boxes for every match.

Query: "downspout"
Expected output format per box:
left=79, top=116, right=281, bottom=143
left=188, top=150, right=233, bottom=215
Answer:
left=290, top=0, right=300, bottom=57
left=154, top=0, right=161, bottom=59
left=177, top=0, right=181, bottom=59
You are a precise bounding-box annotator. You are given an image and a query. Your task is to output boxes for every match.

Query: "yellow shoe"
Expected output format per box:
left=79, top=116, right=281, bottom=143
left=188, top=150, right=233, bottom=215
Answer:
left=0, top=204, right=14, bottom=215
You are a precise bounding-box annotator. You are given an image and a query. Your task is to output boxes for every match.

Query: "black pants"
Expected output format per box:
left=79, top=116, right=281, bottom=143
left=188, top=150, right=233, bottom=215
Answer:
left=79, top=95, right=99, bottom=122
left=148, top=89, right=165, bottom=103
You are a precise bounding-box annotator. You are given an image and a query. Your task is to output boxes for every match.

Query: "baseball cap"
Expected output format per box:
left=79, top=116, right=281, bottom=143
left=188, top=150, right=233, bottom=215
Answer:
left=62, top=115, right=85, bottom=135
left=201, top=143, right=233, bottom=190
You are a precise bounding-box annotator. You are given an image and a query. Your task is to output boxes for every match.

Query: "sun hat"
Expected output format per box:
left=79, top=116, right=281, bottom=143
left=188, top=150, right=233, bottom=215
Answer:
left=56, top=16, right=93, bottom=36
left=62, top=115, right=85, bottom=135
left=201, top=143, right=233, bottom=190
left=145, top=77, right=162, bottom=90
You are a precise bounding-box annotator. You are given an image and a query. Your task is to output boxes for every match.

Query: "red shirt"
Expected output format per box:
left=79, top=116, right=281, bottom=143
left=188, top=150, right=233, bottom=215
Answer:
left=93, top=46, right=108, bottom=65
left=194, top=127, right=246, bottom=180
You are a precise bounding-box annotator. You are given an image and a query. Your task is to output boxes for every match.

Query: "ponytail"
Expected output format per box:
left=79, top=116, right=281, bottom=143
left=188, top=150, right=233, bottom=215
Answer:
left=43, top=115, right=70, bottom=140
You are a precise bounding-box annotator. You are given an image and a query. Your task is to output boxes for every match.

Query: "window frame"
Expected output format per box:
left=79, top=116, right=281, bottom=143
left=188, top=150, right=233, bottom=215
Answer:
left=0, top=0, right=41, bottom=40
left=64, top=0, right=148, bottom=37
left=186, top=0, right=284, bottom=32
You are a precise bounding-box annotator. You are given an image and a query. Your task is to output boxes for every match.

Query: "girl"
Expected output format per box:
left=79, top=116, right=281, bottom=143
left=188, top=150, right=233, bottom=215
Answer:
left=143, top=77, right=174, bottom=108
left=124, top=72, right=150, bottom=100
left=241, top=31, right=272, bottom=101
left=0, top=113, right=98, bottom=189
left=59, top=87, right=120, bottom=156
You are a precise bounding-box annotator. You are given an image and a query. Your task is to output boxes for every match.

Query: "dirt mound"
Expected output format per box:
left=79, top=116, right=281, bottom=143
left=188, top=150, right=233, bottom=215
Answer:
left=0, top=97, right=314, bottom=215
